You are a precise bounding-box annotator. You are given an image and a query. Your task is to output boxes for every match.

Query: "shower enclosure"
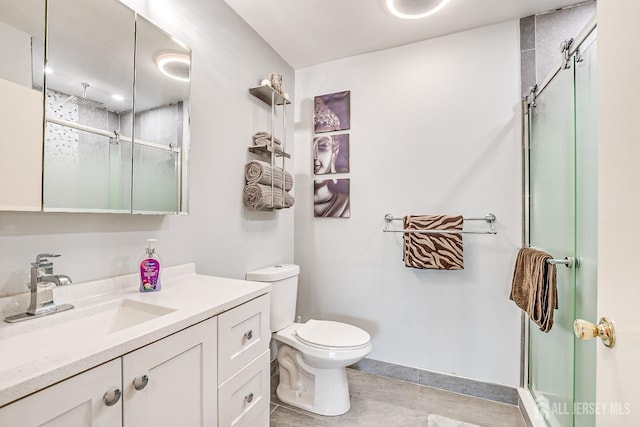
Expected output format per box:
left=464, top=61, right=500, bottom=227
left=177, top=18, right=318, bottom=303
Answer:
left=525, top=18, right=597, bottom=427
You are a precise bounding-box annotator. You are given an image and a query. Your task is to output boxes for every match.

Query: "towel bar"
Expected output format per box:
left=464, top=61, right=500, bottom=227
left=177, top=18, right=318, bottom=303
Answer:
left=547, top=257, right=580, bottom=268
left=383, top=213, right=497, bottom=235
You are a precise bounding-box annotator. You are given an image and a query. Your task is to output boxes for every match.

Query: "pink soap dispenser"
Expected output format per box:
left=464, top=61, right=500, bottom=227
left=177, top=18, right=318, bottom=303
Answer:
left=139, top=239, right=162, bottom=292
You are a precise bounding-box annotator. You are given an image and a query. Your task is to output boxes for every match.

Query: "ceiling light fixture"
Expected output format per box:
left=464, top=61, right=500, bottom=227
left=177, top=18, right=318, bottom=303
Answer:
left=111, top=94, right=124, bottom=101
left=386, top=0, right=450, bottom=19
left=155, top=53, right=191, bottom=82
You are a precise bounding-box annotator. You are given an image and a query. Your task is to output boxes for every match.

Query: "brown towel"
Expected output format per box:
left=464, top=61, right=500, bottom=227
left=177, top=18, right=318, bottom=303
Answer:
left=403, top=215, right=464, bottom=270
left=509, top=247, right=558, bottom=332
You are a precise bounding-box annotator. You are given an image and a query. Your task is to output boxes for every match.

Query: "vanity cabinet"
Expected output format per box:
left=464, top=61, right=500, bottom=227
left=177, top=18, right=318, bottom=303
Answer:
left=0, top=293, right=271, bottom=427
left=0, top=317, right=218, bottom=427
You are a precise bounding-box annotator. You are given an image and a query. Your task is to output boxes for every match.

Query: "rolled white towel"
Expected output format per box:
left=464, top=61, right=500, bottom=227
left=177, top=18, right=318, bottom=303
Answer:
left=245, top=160, right=293, bottom=191
left=243, top=183, right=295, bottom=210
left=253, top=131, right=282, bottom=146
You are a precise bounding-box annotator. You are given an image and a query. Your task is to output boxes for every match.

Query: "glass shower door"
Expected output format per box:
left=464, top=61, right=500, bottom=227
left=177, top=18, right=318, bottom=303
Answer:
left=574, top=36, right=597, bottom=427
left=528, top=35, right=598, bottom=427
left=529, top=63, right=576, bottom=427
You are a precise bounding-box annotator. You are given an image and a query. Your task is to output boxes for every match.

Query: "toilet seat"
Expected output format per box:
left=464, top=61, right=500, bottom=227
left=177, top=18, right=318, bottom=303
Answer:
left=295, top=319, right=370, bottom=350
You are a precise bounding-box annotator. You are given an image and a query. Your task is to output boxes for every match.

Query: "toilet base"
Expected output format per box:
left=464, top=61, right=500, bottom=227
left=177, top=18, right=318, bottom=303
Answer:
left=276, top=344, right=351, bottom=416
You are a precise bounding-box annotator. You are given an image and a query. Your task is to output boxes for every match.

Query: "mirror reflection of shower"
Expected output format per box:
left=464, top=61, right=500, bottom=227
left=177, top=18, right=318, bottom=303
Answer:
left=42, top=0, right=191, bottom=214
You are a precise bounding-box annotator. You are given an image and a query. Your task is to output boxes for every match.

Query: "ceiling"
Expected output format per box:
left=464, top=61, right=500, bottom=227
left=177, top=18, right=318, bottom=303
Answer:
left=224, top=0, right=587, bottom=69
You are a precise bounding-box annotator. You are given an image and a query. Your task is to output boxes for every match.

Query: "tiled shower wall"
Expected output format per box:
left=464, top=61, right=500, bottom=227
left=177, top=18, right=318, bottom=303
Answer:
left=520, top=1, right=596, bottom=98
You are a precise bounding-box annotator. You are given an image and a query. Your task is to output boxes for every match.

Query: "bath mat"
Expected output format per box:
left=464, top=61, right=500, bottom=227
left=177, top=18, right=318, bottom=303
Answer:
left=427, top=414, right=480, bottom=427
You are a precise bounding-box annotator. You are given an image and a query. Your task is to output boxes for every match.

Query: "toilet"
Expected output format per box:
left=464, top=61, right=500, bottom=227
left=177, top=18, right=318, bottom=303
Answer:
left=245, top=264, right=371, bottom=416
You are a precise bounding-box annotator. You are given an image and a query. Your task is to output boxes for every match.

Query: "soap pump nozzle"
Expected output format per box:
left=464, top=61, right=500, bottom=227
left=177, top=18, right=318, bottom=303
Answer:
left=146, top=239, right=157, bottom=255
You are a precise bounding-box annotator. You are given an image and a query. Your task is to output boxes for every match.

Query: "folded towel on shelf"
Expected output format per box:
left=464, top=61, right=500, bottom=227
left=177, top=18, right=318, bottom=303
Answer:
left=243, top=183, right=294, bottom=210
left=253, top=131, right=282, bottom=146
left=509, top=247, right=558, bottom=333
left=402, top=215, right=464, bottom=270
left=245, top=160, right=293, bottom=191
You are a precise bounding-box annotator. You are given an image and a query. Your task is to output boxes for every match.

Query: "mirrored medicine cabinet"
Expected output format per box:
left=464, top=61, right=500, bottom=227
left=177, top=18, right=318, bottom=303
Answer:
left=0, top=0, right=191, bottom=214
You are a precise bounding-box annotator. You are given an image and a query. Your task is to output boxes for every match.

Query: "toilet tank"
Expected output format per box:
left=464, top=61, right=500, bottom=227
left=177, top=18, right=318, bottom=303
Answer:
left=245, top=264, right=300, bottom=332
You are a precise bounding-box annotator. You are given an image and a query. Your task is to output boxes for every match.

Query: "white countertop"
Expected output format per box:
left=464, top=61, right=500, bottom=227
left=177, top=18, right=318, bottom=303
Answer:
left=0, top=263, right=271, bottom=408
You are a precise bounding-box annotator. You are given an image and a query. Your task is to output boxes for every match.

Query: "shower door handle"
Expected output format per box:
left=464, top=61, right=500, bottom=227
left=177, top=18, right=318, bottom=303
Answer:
left=574, top=317, right=616, bottom=348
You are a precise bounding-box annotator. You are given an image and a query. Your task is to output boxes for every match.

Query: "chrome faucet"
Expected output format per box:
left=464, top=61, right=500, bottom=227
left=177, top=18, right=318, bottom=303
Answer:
left=4, top=254, right=74, bottom=323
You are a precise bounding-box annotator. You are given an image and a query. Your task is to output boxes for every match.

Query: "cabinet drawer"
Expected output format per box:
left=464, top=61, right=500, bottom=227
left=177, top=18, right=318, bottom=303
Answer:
left=218, top=350, right=270, bottom=427
left=218, top=294, right=270, bottom=384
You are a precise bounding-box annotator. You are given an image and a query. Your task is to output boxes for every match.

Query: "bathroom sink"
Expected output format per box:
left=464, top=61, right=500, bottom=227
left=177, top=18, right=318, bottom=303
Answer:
left=79, top=298, right=176, bottom=335
left=0, top=299, right=175, bottom=371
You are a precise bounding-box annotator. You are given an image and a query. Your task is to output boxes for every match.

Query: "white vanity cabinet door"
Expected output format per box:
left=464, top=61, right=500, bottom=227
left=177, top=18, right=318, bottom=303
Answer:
left=122, top=317, right=217, bottom=427
left=217, top=294, right=270, bottom=384
left=0, top=358, right=122, bottom=427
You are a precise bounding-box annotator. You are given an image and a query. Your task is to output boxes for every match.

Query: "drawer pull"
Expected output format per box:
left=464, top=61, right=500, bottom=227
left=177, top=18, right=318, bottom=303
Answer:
left=244, top=330, right=253, bottom=340
left=103, top=387, right=122, bottom=407
left=245, top=392, right=254, bottom=403
left=133, top=374, right=149, bottom=391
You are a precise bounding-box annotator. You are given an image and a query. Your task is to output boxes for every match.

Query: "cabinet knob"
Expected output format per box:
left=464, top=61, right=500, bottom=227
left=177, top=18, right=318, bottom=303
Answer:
left=103, top=387, right=122, bottom=406
left=245, top=392, right=254, bottom=403
left=133, top=374, right=149, bottom=391
left=244, top=330, right=253, bottom=340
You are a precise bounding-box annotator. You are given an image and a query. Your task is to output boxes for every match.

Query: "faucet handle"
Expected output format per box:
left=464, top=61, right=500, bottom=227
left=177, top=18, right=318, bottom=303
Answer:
left=32, top=254, right=61, bottom=274
left=35, top=253, right=61, bottom=264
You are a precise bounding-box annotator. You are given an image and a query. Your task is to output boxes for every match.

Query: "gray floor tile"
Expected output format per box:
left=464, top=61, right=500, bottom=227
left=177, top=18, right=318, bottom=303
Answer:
left=270, top=368, right=526, bottom=427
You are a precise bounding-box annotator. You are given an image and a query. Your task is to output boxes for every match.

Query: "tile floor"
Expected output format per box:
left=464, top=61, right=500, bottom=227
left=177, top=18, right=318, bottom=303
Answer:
left=270, top=368, right=527, bottom=427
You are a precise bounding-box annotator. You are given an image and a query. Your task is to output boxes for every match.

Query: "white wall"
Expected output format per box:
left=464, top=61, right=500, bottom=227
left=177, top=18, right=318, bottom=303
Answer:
left=0, top=0, right=295, bottom=297
left=294, top=21, right=523, bottom=386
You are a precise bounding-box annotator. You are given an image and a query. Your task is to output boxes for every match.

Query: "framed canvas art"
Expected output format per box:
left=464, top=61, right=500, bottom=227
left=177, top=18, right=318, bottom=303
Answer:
left=313, top=133, right=349, bottom=175
left=314, top=91, right=350, bottom=133
left=313, top=178, right=350, bottom=218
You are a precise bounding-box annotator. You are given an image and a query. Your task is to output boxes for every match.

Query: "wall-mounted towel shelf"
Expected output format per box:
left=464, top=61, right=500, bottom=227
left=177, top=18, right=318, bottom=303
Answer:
left=244, top=79, right=293, bottom=211
left=383, top=213, right=497, bottom=235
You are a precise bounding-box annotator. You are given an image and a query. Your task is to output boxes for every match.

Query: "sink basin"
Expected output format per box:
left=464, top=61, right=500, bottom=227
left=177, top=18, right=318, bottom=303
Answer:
left=82, top=298, right=175, bottom=335
left=0, top=299, right=175, bottom=371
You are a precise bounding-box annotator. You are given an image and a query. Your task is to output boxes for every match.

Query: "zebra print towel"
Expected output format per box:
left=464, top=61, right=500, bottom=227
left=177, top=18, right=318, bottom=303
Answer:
left=403, top=215, right=464, bottom=270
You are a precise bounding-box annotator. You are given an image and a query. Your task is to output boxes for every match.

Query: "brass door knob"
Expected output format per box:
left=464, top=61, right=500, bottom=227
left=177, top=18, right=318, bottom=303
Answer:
left=574, top=317, right=615, bottom=348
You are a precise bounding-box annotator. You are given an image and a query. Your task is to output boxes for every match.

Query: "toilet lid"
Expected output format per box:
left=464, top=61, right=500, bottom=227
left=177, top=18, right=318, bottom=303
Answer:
left=296, top=319, right=370, bottom=348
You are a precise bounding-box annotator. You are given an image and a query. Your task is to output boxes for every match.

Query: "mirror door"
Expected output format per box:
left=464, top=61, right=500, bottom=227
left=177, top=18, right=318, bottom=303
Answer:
left=0, top=0, right=46, bottom=211
left=43, top=0, right=135, bottom=212
left=131, top=15, right=190, bottom=214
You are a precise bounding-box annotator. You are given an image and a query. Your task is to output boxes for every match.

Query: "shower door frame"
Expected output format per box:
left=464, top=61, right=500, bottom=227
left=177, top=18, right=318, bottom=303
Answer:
left=522, top=16, right=598, bottom=427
